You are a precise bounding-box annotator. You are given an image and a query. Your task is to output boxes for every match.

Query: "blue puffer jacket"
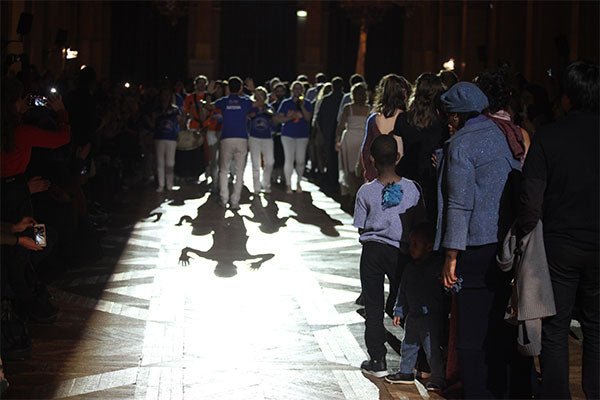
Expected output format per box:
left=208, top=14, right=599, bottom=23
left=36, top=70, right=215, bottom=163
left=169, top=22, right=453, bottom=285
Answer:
left=434, top=115, right=521, bottom=251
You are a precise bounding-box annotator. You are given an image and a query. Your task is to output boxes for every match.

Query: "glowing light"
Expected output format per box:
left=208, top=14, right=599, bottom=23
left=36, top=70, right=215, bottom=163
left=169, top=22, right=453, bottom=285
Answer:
left=443, top=58, right=455, bottom=71
left=66, top=48, right=78, bottom=59
left=124, top=82, right=131, bottom=88
left=296, top=10, right=307, bottom=18
left=50, top=88, right=57, bottom=94
left=80, top=64, right=87, bottom=70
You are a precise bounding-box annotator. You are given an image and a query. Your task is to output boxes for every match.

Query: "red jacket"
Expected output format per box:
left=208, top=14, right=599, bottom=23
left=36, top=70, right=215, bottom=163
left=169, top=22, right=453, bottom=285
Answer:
left=1, top=109, right=71, bottom=178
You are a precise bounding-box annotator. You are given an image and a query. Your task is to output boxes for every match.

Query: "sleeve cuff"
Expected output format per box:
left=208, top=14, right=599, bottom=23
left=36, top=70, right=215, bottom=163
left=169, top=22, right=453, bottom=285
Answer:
left=393, top=306, right=404, bottom=319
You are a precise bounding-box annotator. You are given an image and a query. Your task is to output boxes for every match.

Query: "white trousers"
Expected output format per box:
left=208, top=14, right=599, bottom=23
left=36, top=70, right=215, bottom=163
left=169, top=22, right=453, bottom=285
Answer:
left=219, top=138, right=248, bottom=206
left=281, top=136, right=309, bottom=187
left=207, top=130, right=219, bottom=188
left=155, top=139, right=177, bottom=189
left=248, top=137, right=275, bottom=193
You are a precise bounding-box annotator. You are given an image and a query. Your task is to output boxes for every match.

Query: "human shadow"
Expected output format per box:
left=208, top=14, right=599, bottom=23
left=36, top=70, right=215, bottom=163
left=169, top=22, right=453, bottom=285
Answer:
left=178, top=211, right=274, bottom=277
left=166, top=180, right=211, bottom=207
left=242, top=196, right=289, bottom=234
left=271, top=191, right=343, bottom=237
left=175, top=192, right=226, bottom=236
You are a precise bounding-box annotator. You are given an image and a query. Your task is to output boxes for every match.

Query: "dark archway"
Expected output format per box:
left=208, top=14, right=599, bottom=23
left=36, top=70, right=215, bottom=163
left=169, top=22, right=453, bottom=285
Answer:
left=218, top=1, right=297, bottom=85
left=110, top=1, right=188, bottom=85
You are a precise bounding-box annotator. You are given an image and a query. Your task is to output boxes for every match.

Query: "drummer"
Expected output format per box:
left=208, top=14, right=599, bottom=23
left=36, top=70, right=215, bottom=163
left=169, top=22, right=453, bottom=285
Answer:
left=184, top=74, right=208, bottom=130
left=179, top=75, right=210, bottom=182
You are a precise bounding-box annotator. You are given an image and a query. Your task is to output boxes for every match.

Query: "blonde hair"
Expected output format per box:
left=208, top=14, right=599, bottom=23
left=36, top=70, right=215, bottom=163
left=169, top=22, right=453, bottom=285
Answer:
left=350, top=82, right=367, bottom=105
left=254, top=86, right=268, bottom=102
left=290, top=80, right=305, bottom=94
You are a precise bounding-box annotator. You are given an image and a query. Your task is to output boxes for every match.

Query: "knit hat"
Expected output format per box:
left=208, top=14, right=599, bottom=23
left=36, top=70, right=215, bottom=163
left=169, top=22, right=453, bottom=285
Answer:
left=440, top=82, right=489, bottom=113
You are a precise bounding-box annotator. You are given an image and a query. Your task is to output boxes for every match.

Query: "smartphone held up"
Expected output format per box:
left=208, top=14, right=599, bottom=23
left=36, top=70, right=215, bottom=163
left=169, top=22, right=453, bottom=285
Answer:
left=34, top=224, right=47, bottom=247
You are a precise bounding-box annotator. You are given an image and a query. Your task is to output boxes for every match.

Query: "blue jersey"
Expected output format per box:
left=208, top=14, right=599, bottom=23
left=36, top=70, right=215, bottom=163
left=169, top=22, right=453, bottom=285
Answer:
left=214, top=94, right=254, bottom=139
left=249, top=106, right=274, bottom=139
left=277, top=97, right=313, bottom=138
left=154, top=105, right=181, bottom=141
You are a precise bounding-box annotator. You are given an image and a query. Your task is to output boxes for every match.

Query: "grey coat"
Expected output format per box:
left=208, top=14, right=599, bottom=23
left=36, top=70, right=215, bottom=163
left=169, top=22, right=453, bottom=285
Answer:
left=497, top=219, right=556, bottom=356
left=434, top=116, right=521, bottom=251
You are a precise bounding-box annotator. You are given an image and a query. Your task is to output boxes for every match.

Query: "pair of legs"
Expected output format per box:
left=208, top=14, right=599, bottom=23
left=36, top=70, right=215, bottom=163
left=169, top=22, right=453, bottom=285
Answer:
left=360, top=241, right=404, bottom=361
left=539, top=241, right=599, bottom=399
left=456, top=244, right=535, bottom=399
left=248, top=137, right=274, bottom=194
left=397, top=314, right=445, bottom=386
left=155, top=139, right=177, bottom=190
left=281, top=136, right=309, bottom=191
left=218, top=138, right=248, bottom=207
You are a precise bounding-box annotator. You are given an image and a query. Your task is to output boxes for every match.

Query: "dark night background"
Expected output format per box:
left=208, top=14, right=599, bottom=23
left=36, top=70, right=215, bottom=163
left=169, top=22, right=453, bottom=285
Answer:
left=108, top=1, right=406, bottom=88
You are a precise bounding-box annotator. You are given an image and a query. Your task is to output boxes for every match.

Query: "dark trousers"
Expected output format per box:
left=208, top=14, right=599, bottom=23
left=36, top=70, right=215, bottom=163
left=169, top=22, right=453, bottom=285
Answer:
left=400, top=313, right=445, bottom=386
left=540, top=241, right=599, bottom=399
left=174, top=147, right=205, bottom=179
left=456, top=244, right=536, bottom=399
left=360, top=241, right=408, bottom=360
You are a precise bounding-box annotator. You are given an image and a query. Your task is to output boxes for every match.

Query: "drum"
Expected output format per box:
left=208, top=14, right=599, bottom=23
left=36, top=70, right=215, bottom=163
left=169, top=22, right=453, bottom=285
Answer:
left=176, top=129, right=204, bottom=151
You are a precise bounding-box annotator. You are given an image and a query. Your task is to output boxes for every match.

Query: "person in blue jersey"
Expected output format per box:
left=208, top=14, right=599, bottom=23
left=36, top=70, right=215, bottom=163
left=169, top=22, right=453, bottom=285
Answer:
left=269, top=82, right=287, bottom=185
left=153, top=87, right=183, bottom=192
left=274, top=81, right=313, bottom=193
left=205, top=76, right=255, bottom=210
left=247, top=87, right=275, bottom=194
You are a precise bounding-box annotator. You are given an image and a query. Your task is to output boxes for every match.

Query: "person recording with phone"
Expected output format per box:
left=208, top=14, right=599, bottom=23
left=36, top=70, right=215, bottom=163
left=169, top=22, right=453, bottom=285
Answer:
left=1, top=217, right=43, bottom=251
left=1, top=76, right=70, bottom=328
left=1, top=77, right=70, bottom=221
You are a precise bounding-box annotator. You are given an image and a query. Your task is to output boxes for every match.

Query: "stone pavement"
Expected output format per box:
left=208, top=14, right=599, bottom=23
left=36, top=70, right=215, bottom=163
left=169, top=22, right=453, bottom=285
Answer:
left=3, top=166, right=585, bottom=399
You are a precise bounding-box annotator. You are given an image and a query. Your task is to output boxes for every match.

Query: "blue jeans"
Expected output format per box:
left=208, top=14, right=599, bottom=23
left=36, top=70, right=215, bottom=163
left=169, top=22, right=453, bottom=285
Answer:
left=399, top=313, right=445, bottom=386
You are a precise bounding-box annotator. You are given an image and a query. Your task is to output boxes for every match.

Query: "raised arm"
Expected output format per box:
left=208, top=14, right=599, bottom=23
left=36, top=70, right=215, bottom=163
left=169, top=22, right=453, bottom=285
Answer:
left=299, top=99, right=312, bottom=122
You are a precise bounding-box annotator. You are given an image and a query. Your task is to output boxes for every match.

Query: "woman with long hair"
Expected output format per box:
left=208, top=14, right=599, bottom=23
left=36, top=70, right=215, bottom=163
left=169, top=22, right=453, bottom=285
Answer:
left=393, top=73, right=446, bottom=220
left=309, top=82, right=333, bottom=176
left=336, top=82, right=369, bottom=197
left=360, top=74, right=411, bottom=183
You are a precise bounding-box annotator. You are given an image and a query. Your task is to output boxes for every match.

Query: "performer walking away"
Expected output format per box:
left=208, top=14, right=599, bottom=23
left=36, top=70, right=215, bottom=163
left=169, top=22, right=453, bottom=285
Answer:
left=205, top=77, right=255, bottom=210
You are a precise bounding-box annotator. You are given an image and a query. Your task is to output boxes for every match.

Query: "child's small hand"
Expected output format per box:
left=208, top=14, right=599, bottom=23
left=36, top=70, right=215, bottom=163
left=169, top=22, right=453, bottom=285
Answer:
left=393, top=316, right=402, bottom=327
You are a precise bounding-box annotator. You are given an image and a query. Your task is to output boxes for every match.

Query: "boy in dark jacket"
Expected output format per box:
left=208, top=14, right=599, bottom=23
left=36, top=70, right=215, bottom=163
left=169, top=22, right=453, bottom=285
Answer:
left=386, top=223, right=446, bottom=391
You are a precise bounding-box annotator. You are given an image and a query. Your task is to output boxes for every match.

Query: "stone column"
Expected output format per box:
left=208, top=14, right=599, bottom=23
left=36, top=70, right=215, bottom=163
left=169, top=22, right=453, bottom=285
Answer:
left=297, top=1, right=326, bottom=81
left=187, top=1, right=218, bottom=80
